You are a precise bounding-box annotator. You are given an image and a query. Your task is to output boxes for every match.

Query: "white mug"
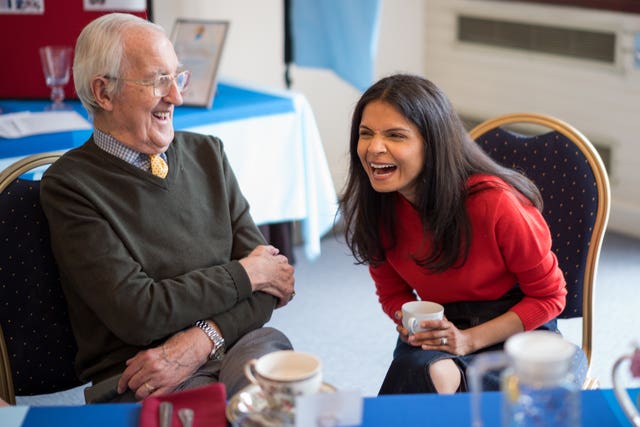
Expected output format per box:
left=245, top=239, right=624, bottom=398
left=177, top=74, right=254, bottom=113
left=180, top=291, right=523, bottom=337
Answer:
left=401, top=301, right=444, bottom=334
left=244, top=350, right=322, bottom=413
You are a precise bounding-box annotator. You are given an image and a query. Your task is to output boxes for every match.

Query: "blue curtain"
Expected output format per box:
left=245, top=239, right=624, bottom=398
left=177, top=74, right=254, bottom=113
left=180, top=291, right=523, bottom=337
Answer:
left=288, top=0, right=382, bottom=92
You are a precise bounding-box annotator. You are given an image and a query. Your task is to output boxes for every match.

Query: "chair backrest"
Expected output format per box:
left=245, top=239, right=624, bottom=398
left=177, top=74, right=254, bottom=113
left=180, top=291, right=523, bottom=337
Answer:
left=0, top=152, right=82, bottom=405
left=469, top=113, right=610, bottom=370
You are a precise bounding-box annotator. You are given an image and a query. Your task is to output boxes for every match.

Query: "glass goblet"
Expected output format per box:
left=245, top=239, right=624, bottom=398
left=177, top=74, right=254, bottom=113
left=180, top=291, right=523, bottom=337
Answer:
left=39, top=46, right=73, bottom=109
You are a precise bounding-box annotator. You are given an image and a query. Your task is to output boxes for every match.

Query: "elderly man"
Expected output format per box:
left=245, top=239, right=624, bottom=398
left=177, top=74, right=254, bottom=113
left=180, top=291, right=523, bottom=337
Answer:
left=40, top=13, right=295, bottom=403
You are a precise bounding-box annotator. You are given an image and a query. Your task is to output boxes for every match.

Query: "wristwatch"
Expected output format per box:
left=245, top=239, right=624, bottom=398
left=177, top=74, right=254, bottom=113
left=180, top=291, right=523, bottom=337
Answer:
left=194, top=320, right=226, bottom=360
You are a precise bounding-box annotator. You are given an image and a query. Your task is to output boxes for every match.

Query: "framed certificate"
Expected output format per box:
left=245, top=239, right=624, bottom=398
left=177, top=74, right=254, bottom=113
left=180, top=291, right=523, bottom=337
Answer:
left=171, top=19, right=229, bottom=108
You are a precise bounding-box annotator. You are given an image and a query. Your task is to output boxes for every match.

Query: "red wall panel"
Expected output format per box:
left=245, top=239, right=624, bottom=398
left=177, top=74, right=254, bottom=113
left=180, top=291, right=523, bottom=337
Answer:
left=0, top=0, right=147, bottom=99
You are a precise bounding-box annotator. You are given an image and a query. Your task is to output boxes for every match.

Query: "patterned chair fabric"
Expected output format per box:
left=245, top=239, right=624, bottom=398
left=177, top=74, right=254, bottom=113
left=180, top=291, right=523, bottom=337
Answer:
left=469, top=113, right=610, bottom=377
left=0, top=152, right=83, bottom=404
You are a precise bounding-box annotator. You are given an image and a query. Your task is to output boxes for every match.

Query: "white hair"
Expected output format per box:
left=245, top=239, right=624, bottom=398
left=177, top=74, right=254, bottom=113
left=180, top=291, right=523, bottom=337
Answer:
left=73, top=13, right=166, bottom=116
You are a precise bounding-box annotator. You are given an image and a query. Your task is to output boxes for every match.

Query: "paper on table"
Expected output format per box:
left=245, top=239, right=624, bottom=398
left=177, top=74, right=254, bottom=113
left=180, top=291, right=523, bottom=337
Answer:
left=0, top=111, right=92, bottom=139
left=295, top=390, right=363, bottom=427
left=0, top=406, right=29, bottom=427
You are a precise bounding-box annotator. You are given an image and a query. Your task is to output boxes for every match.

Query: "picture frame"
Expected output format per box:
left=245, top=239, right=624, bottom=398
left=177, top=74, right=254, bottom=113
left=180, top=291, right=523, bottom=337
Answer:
left=170, top=18, right=229, bottom=108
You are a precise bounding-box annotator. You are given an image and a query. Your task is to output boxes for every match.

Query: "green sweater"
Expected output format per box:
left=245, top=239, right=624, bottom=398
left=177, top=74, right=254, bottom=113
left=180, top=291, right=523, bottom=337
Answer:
left=41, top=131, right=276, bottom=383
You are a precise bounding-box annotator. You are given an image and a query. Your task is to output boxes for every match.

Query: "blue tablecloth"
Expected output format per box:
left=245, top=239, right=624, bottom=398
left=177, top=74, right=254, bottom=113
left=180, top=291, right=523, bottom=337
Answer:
left=360, top=388, right=638, bottom=427
left=4, top=388, right=638, bottom=427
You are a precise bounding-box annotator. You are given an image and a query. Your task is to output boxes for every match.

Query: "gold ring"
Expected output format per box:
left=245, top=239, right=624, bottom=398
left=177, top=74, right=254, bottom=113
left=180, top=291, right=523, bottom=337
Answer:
left=289, top=291, right=296, bottom=301
left=144, top=382, right=154, bottom=393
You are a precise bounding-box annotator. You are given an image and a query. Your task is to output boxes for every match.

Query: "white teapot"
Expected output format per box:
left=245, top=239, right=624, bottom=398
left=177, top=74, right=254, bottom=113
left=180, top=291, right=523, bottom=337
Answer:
left=612, top=345, right=640, bottom=427
left=467, top=331, right=580, bottom=427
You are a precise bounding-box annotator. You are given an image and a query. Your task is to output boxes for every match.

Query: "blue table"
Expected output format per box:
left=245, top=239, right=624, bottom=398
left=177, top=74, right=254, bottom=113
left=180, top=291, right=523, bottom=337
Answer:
left=3, top=388, right=638, bottom=427
left=0, top=83, right=337, bottom=260
left=360, top=388, right=638, bottom=426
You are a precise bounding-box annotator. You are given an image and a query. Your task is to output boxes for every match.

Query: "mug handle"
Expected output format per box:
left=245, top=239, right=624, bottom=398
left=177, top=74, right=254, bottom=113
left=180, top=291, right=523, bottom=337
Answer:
left=612, top=354, right=640, bottom=427
left=407, top=317, right=418, bottom=335
left=244, top=359, right=260, bottom=385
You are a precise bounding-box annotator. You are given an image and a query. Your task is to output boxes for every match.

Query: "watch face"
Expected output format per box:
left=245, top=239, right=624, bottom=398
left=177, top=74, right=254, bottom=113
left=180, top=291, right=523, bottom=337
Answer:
left=213, top=347, right=225, bottom=360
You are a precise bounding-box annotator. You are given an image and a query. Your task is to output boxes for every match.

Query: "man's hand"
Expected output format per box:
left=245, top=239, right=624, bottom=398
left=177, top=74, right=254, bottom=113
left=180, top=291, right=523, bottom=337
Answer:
left=239, top=245, right=295, bottom=307
left=117, top=327, right=210, bottom=400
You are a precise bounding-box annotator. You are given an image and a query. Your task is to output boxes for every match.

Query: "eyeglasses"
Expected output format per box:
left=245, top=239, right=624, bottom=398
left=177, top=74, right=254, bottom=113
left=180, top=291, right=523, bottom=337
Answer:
left=106, top=70, right=191, bottom=97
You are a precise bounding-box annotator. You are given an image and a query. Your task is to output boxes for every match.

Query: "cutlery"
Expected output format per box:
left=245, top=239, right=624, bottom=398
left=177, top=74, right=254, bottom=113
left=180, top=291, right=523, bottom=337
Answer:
left=159, top=401, right=173, bottom=427
left=178, top=407, right=194, bottom=427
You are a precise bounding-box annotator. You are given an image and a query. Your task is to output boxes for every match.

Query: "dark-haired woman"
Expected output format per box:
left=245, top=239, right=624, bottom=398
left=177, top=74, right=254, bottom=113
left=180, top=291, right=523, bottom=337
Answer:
left=339, top=74, right=585, bottom=394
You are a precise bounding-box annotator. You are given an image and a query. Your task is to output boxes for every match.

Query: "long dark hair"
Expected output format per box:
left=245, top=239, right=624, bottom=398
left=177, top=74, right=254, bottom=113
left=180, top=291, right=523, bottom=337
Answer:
left=339, top=74, right=542, bottom=271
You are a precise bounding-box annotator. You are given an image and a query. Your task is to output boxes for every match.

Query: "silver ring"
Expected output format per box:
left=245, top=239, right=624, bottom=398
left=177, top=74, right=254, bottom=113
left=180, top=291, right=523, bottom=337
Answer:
left=441, top=337, right=448, bottom=346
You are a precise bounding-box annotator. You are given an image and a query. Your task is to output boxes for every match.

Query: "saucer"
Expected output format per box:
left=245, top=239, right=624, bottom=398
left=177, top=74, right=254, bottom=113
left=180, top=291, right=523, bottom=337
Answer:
left=226, top=382, right=337, bottom=423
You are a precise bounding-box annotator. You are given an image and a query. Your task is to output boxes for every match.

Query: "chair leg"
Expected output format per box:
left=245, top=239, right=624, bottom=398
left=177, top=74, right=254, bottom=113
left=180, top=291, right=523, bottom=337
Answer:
left=0, top=325, right=16, bottom=405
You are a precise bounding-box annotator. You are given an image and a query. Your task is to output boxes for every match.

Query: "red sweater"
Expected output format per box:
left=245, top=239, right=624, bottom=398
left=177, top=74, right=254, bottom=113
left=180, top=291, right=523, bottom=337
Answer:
left=371, top=175, right=566, bottom=331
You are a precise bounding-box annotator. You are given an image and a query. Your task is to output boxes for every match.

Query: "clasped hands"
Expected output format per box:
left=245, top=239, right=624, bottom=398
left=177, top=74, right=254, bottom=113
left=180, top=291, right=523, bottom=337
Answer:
left=239, top=244, right=295, bottom=308
left=395, top=311, right=472, bottom=356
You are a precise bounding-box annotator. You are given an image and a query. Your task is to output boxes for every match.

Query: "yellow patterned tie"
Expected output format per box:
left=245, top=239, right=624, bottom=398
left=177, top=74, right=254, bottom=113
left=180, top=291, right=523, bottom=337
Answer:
left=149, top=154, right=168, bottom=179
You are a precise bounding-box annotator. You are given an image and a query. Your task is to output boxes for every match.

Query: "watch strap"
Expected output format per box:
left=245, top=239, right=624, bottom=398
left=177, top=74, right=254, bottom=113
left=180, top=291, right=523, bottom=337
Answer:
left=194, top=320, right=226, bottom=360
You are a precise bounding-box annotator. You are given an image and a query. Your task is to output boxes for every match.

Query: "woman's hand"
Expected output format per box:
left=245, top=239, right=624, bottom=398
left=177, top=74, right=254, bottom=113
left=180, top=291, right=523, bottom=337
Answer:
left=410, top=318, right=473, bottom=356
left=394, top=311, right=473, bottom=356
left=394, top=310, right=412, bottom=344
left=398, top=311, right=525, bottom=356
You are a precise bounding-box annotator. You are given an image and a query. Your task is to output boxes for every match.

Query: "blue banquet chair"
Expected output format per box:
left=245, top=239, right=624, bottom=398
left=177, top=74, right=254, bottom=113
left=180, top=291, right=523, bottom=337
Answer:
left=469, top=113, right=610, bottom=389
left=0, top=152, right=85, bottom=405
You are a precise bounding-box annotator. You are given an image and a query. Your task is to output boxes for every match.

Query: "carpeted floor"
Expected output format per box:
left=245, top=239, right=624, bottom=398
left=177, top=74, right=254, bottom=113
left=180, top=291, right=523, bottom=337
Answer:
left=16, top=230, right=640, bottom=405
